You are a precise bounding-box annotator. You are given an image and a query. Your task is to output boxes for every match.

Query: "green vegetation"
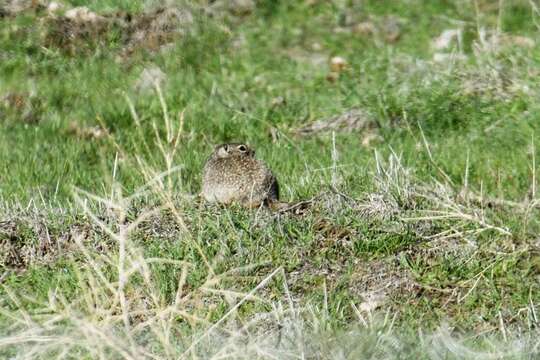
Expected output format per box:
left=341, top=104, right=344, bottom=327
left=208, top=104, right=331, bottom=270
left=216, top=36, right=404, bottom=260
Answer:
left=1, top=0, right=539, bottom=358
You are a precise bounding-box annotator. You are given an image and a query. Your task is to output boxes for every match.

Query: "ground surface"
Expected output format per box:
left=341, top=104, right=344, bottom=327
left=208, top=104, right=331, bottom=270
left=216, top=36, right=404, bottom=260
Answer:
left=1, top=0, right=540, bottom=358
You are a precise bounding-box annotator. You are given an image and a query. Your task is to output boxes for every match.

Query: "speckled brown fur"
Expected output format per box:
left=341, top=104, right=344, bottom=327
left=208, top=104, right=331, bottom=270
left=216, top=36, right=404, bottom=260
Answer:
left=201, top=143, right=279, bottom=207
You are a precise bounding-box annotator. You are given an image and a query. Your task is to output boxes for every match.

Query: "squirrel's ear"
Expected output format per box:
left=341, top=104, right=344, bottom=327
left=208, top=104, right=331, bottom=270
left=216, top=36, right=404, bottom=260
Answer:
left=217, top=145, right=229, bottom=158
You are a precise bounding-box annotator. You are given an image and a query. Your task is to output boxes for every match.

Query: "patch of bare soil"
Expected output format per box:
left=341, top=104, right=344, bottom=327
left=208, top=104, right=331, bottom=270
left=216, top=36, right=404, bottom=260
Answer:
left=280, top=182, right=519, bottom=311
left=120, top=7, right=194, bottom=57
left=40, top=6, right=195, bottom=56
left=3, top=0, right=259, bottom=57
left=0, top=206, right=186, bottom=273
left=349, top=258, right=420, bottom=311
left=293, top=109, right=379, bottom=137
left=0, top=217, right=96, bottom=270
left=42, top=8, right=111, bottom=55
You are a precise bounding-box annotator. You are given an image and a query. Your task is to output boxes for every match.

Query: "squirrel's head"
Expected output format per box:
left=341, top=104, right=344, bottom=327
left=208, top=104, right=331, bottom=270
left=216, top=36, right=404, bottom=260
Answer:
left=214, top=143, right=255, bottom=159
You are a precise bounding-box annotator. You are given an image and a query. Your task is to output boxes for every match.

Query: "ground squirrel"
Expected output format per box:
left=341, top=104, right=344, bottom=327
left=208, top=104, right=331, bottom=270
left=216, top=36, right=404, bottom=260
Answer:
left=201, top=143, right=279, bottom=208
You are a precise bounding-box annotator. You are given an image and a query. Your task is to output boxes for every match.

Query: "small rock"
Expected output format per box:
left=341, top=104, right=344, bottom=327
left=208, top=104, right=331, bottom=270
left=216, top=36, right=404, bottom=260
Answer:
left=330, top=56, right=347, bottom=73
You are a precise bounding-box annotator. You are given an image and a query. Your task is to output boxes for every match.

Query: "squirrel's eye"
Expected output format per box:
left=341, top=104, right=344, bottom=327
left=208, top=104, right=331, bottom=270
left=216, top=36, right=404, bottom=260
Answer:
left=238, top=145, right=247, bottom=152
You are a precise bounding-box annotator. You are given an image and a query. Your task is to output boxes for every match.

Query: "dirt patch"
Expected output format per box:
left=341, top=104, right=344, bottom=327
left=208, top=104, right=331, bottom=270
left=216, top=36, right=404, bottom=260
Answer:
left=43, top=13, right=111, bottom=55
left=0, top=217, right=89, bottom=269
left=4, top=1, right=255, bottom=57
left=349, top=258, right=420, bottom=309
left=293, top=109, right=379, bottom=137
left=0, top=206, right=187, bottom=273
left=120, top=7, right=194, bottom=57
left=0, top=220, right=24, bottom=268
left=35, top=5, right=195, bottom=56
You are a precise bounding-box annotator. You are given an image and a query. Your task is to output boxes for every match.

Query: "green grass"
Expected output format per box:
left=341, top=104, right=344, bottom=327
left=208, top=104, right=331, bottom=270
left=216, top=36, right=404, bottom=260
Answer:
left=1, top=0, right=540, bottom=358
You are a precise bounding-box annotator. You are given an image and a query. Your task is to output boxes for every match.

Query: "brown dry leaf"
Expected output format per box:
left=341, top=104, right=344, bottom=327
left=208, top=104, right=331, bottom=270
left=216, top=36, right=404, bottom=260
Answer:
left=293, top=108, right=378, bottom=137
